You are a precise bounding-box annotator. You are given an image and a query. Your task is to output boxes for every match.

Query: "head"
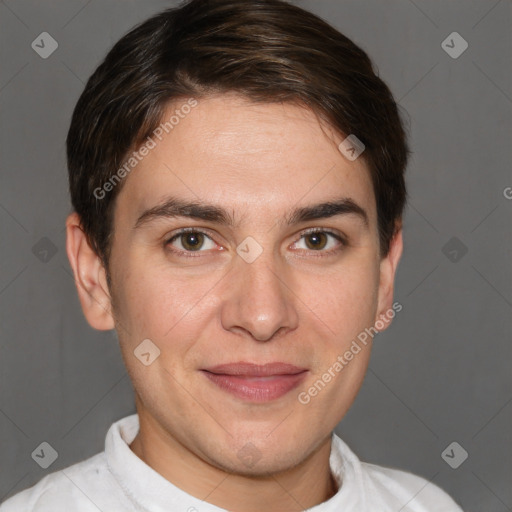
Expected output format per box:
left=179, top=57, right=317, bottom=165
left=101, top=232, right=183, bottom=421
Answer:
left=66, top=0, right=409, bottom=476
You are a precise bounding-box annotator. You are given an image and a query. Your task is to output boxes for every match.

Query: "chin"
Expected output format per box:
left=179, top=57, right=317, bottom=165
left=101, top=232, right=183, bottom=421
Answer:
left=213, top=448, right=303, bottom=478
left=203, top=431, right=311, bottom=477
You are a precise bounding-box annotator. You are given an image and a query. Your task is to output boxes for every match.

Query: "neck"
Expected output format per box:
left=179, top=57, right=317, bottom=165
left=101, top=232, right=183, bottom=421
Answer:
left=129, top=414, right=338, bottom=512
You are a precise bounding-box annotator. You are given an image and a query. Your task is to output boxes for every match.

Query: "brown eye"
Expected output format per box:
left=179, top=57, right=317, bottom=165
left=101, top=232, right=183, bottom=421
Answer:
left=304, top=232, right=328, bottom=250
left=165, top=230, right=217, bottom=254
left=180, top=232, right=205, bottom=251
left=291, top=229, right=345, bottom=255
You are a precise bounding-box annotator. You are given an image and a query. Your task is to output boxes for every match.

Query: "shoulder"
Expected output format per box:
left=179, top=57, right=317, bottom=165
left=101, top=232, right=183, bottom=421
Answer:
left=0, top=452, right=127, bottom=512
left=329, top=434, right=463, bottom=511
left=361, top=462, right=463, bottom=511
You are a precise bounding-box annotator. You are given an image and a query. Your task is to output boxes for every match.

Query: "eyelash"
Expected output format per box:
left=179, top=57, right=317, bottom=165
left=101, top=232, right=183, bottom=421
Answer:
left=164, top=227, right=347, bottom=258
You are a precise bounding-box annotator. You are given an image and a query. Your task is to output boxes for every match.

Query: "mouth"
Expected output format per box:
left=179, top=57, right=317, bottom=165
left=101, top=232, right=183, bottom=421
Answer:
left=200, top=362, right=308, bottom=402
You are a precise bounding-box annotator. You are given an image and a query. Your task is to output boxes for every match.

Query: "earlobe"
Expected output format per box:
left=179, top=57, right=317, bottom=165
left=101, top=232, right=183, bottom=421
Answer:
left=375, top=225, right=403, bottom=331
left=65, top=212, right=116, bottom=331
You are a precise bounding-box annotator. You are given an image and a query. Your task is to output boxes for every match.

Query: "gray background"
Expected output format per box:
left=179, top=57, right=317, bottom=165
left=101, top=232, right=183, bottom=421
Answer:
left=0, top=0, right=510, bottom=510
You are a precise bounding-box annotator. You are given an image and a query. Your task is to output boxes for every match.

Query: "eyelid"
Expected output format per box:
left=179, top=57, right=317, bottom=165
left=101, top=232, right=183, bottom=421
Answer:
left=289, top=227, right=347, bottom=256
left=298, top=226, right=347, bottom=242
left=165, top=227, right=222, bottom=256
left=164, top=226, right=347, bottom=257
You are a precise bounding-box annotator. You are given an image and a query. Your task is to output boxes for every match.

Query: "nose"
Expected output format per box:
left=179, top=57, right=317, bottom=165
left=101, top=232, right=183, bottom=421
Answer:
left=220, top=250, right=299, bottom=342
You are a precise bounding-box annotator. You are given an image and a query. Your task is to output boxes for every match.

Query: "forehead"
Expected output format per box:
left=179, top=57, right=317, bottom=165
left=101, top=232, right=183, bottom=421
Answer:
left=115, top=93, right=376, bottom=226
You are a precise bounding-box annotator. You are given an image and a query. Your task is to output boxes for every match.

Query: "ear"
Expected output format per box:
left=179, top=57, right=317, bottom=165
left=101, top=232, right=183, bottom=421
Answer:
left=375, top=223, right=403, bottom=332
left=65, top=212, right=115, bottom=330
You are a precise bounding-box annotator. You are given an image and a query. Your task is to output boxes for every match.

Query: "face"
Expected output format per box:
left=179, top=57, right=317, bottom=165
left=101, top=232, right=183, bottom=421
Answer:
left=68, top=93, right=402, bottom=477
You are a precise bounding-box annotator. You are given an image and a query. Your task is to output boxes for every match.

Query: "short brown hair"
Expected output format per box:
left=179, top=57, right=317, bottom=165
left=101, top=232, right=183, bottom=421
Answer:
left=67, top=0, right=410, bottom=276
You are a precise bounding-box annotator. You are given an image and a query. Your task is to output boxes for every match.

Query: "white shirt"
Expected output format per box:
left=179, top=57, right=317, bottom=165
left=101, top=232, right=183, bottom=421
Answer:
left=0, top=414, right=463, bottom=511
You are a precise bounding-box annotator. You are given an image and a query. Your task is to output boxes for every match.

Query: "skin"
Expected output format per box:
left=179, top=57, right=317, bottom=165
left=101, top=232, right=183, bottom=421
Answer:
left=66, top=93, right=403, bottom=512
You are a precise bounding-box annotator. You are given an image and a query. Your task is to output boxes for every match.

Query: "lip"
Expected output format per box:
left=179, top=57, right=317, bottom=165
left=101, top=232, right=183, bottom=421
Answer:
left=204, top=362, right=307, bottom=376
left=201, top=362, right=308, bottom=402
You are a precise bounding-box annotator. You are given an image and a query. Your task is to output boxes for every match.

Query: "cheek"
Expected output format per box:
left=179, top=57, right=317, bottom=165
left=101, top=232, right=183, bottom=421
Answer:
left=112, top=256, right=219, bottom=344
left=299, top=259, right=380, bottom=345
left=112, top=242, right=380, bottom=352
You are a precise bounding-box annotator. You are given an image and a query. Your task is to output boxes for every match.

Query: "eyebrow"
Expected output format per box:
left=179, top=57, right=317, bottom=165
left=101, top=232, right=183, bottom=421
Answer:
left=133, top=196, right=369, bottom=230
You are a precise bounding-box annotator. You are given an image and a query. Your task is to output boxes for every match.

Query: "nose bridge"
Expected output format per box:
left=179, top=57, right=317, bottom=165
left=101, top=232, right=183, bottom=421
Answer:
left=243, top=250, right=284, bottom=298
left=220, top=243, right=298, bottom=341
left=236, top=232, right=284, bottom=290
